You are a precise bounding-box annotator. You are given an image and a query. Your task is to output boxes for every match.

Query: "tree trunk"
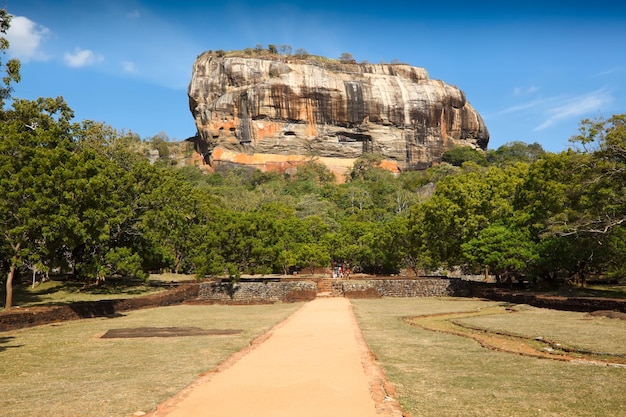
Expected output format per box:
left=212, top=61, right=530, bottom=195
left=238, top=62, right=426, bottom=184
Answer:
left=5, top=244, right=20, bottom=311
left=174, top=252, right=182, bottom=274
left=5, top=267, right=14, bottom=311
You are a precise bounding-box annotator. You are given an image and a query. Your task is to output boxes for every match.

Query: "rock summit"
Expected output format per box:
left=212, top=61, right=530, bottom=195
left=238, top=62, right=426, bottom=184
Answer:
left=188, top=51, right=489, bottom=179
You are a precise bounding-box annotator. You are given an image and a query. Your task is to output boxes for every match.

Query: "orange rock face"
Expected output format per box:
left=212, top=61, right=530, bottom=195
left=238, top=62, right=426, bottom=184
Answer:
left=188, top=53, right=489, bottom=180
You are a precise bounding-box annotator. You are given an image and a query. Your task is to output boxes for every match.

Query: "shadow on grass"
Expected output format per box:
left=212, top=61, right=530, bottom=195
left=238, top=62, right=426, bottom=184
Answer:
left=4, top=276, right=160, bottom=309
left=0, top=336, right=22, bottom=352
left=546, top=285, right=626, bottom=299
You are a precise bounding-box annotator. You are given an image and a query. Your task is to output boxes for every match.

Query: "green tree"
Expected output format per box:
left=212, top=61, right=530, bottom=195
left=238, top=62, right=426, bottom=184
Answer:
left=41, top=122, right=153, bottom=284
left=462, top=224, right=538, bottom=283
left=327, top=218, right=372, bottom=273
left=359, top=216, right=408, bottom=274
left=296, top=243, right=330, bottom=274
left=521, top=115, right=626, bottom=284
left=273, top=212, right=307, bottom=275
left=188, top=206, right=230, bottom=278
left=140, top=172, right=217, bottom=274
left=441, top=146, right=487, bottom=166
left=349, top=153, right=384, bottom=180
left=150, top=132, right=171, bottom=159
left=56, top=147, right=137, bottom=282
left=0, top=8, right=20, bottom=108
left=0, top=98, right=75, bottom=309
left=413, top=164, right=528, bottom=269
left=405, top=205, right=437, bottom=273
left=513, top=150, right=595, bottom=283
left=337, top=185, right=373, bottom=215
left=486, top=141, right=547, bottom=166
left=566, top=115, right=626, bottom=236
left=294, top=48, right=309, bottom=58
left=278, top=45, right=292, bottom=55
left=339, top=52, right=355, bottom=63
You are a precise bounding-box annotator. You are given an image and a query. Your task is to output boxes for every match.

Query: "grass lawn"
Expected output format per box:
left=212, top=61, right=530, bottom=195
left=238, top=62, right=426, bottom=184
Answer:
left=351, top=298, right=626, bottom=417
left=455, top=304, right=626, bottom=356
left=0, top=302, right=303, bottom=417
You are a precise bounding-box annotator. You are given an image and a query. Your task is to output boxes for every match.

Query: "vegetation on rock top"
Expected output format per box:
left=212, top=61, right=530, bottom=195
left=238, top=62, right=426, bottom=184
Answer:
left=201, top=43, right=404, bottom=65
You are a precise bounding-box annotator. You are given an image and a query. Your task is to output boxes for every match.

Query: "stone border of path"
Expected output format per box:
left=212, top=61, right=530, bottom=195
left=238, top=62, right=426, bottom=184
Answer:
left=147, top=300, right=405, bottom=417
left=347, top=301, right=406, bottom=417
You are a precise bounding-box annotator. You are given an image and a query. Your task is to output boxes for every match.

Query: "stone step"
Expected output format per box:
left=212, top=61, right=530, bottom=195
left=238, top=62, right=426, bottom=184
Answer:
left=316, top=278, right=335, bottom=293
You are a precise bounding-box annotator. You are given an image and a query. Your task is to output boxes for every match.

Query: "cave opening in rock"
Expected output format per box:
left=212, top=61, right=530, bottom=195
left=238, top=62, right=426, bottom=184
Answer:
left=337, top=131, right=372, bottom=142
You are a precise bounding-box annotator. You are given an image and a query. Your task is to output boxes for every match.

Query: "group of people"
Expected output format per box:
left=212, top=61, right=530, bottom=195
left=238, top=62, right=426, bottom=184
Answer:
left=331, top=266, right=350, bottom=279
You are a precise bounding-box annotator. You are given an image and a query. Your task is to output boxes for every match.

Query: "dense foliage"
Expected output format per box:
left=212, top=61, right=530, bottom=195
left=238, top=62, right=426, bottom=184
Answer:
left=3, top=108, right=625, bottom=304
left=1, top=13, right=624, bottom=310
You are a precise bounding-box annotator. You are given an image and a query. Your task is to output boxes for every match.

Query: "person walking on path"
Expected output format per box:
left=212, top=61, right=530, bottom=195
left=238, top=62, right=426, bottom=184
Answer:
left=149, top=297, right=402, bottom=417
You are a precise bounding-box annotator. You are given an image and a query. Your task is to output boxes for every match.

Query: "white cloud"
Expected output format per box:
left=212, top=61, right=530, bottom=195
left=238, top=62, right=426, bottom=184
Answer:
left=489, top=96, right=562, bottom=117
left=496, top=98, right=545, bottom=115
left=121, top=60, right=137, bottom=73
left=64, top=47, right=104, bottom=68
left=5, top=15, right=51, bottom=62
left=534, top=89, right=613, bottom=131
left=592, top=68, right=622, bottom=78
left=127, top=9, right=141, bottom=19
left=513, top=85, right=539, bottom=96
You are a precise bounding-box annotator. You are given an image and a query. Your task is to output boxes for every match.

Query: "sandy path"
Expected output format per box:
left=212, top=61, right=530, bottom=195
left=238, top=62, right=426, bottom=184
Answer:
left=149, top=297, right=402, bottom=417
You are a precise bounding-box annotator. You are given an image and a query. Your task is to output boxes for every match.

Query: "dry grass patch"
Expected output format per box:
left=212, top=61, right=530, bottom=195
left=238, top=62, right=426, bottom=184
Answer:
left=455, top=304, right=626, bottom=359
left=352, top=298, right=626, bottom=417
left=148, top=273, right=197, bottom=283
left=405, top=305, right=626, bottom=364
left=0, top=302, right=303, bottom=417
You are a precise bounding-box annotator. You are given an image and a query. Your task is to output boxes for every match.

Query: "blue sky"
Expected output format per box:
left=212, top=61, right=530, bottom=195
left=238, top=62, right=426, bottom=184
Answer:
left=5, top=0, right=626, bottom=152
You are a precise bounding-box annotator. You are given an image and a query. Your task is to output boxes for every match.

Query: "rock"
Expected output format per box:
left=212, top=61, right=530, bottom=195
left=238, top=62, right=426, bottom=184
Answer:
left=188, top=52, right=489, bottom=180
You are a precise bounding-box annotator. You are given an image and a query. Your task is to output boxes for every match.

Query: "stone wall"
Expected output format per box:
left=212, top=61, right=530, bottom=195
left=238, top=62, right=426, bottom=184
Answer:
left=197, top=281, right=317, bottom=304
left=339, top=278, right=471, bottom=298
left=5, top=278, right=621, bottom=332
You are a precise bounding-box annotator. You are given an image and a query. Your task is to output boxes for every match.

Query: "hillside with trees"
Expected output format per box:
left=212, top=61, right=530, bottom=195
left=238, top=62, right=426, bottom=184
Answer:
left=2, top=12, right=625, bottom=310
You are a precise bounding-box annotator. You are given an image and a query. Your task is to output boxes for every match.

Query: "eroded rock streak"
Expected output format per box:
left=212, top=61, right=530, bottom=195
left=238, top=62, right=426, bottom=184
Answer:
left=188, top=53, right=489, bottom=178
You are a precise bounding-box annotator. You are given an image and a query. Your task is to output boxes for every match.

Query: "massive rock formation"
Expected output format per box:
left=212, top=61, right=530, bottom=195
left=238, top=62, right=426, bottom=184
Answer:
left=188, top=52, right=489, bottom=179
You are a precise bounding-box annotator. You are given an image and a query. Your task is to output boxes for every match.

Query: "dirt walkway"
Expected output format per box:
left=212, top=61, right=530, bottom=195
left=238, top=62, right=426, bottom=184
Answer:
left=148, top=297, right=402, bottom=417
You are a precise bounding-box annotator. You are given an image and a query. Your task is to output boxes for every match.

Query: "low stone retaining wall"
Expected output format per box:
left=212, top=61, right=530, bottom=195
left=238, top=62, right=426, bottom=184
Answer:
left=0, top=283, right=199, bottom=332
left=339, top=278, right=471, bottom=298
left=4, top=278, right=622, bottom=332
left=197, top=281, right=317, bottom=304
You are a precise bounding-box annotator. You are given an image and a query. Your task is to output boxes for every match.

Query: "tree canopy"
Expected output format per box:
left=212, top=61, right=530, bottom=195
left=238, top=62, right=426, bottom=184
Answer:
left=5, top=107, right=626, bottom=308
